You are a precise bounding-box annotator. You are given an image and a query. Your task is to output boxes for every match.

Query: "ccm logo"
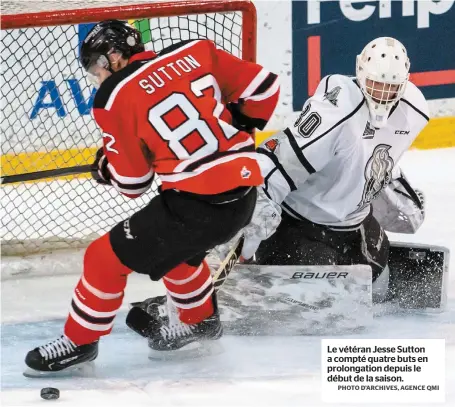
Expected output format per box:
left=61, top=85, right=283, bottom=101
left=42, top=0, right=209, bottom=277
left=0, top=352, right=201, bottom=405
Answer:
left=395, top=130, right=410, bottom=135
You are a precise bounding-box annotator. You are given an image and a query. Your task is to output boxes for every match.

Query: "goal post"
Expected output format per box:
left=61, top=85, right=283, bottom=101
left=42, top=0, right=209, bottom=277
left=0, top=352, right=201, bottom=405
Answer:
left=0, top=0, right=257, bottom=256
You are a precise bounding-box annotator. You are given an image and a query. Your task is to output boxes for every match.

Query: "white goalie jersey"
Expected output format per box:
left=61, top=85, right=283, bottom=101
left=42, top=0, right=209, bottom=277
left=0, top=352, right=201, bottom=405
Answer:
left=258, top=74, right=429, bottom=229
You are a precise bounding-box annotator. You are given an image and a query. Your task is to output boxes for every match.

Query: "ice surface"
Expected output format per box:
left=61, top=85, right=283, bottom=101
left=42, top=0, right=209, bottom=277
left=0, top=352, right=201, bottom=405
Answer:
left=1, top=148, right=455, bottom=406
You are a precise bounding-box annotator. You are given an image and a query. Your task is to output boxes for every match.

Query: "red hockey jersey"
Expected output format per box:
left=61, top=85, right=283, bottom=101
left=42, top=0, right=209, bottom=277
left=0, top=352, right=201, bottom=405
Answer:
left=93, top=39, right=280, bottom=198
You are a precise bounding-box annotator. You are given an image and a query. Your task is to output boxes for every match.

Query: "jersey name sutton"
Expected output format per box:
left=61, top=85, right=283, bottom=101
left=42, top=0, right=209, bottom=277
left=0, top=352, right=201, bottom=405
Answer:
left=258, top=74, right=429, bottom=228
left=93, top=39, right=279, bottom=198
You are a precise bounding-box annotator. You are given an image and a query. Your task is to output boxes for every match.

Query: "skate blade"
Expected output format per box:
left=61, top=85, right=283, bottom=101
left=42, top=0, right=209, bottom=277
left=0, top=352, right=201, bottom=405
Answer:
left=148, top=340, right=224, bottom=361
left=23, top=361, right=96, bottom=378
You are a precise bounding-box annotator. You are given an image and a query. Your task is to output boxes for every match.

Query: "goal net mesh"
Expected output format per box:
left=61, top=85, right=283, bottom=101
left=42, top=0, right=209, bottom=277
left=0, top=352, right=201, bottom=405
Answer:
left=1, top=1, right=246, bottom=255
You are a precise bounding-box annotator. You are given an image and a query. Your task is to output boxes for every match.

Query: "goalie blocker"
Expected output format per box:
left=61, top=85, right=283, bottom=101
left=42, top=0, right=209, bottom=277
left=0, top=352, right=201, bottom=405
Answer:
left=384, top=242, right=449, bottom=310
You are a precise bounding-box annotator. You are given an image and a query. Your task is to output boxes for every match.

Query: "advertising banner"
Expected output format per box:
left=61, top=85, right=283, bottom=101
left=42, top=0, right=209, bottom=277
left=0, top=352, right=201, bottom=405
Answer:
left=292, top=0, right=455, bottom=111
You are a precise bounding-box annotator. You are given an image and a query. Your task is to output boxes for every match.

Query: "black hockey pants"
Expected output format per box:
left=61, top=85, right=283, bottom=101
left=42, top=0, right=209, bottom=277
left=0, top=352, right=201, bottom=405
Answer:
left=109, top=187, right=257, bottom=280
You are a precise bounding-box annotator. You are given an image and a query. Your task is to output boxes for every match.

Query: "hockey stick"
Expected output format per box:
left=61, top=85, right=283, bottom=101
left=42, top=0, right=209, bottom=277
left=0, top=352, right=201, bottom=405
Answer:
left=213, top=234, right=244, bottom=291
left=1, top=165, right=91, bottom=185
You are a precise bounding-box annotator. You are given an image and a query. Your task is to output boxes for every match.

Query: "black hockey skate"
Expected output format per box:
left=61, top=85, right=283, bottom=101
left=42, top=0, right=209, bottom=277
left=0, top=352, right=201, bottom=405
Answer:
left=24, top=335, right=98, bottom=377
left=126, top=295, right=223, bottom=359
left=130, top=294, right=169, bottom=323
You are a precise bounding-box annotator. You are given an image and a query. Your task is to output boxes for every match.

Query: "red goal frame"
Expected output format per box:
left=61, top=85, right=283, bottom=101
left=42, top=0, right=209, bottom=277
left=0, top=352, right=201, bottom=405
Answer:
left=1, top=0, right=257, bottom=62
left=0, top=0, right=257, bottom=256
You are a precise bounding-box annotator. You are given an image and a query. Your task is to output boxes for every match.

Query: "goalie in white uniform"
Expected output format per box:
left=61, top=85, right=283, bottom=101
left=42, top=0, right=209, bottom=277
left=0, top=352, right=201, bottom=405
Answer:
left=137, top=37, right=444, bottom=327
left=242, top=37, right=439, bottom=306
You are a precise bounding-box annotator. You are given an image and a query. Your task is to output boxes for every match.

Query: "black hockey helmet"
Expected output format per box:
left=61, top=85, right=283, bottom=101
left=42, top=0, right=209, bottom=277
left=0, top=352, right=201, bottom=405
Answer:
left=80, top=20, right=145, bottom=73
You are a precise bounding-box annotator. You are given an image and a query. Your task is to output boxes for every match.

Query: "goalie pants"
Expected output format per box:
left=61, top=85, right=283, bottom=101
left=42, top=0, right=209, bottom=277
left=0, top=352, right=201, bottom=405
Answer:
left=255, top=209, right=389, bottom=282
left=65, top=187, right=256, bottom=345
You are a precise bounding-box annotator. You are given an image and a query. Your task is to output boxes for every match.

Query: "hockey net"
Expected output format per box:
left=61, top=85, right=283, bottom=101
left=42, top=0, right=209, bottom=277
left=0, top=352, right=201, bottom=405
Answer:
left=1, top=0, right=256, bottom=256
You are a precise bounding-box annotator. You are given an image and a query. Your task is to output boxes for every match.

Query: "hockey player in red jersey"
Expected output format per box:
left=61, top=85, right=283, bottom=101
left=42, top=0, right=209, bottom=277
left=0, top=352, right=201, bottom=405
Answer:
left=24, top=20, right=280, bottom=375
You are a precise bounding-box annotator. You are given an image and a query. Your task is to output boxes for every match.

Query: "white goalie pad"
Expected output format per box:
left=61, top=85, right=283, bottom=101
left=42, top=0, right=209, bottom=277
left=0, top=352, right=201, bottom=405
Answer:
left=217, top=264, right=372, bottom=336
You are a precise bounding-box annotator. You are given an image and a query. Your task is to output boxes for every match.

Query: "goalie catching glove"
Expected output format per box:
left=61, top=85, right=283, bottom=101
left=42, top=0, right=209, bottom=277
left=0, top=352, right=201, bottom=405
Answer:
left=241, top=187, right=282, bottom=260
left=91, top=147, right=111, bottom=185
left=372, top=171, right=425, bottom=234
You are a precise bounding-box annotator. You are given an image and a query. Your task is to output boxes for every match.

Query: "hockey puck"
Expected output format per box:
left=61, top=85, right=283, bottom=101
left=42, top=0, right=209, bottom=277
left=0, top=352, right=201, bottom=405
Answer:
left=40, top=387, right=60, bottom=400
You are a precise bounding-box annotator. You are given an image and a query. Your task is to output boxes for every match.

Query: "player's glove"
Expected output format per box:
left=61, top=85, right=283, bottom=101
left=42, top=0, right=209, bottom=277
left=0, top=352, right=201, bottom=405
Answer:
left=91, top=147, right=111, bottom=185
left=241, top=187, right=282, bottom=260
left=226, top=102, right=255, bottom=134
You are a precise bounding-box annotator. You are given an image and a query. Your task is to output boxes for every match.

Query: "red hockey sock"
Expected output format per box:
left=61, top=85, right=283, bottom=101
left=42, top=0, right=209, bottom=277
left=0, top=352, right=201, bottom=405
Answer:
left=163, top=261, right=214, bottom=324
left=64, top=233, right=133, bottom=345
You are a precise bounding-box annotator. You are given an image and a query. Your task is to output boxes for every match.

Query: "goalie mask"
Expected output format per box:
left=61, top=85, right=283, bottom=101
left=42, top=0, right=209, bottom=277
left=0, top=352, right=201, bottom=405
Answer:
left=80, top=20, right=145, bottom=87
left=356, top=37, right=410, bottom=128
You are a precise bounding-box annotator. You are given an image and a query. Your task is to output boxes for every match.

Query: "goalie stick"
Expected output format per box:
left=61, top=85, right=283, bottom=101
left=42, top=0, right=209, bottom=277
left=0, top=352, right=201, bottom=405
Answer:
left=1, top=165, right=91, bottom=185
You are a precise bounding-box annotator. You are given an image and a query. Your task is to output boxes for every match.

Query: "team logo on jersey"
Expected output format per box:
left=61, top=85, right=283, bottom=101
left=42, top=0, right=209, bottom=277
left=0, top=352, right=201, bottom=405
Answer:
left=358, top=144, right=394, bottom=210
left=323, top=86, right=341, bottom=107
left=264, top=138, right=279, bottom=153
left=362, top=121, right=376, bottom=139
left=241, top=166, right=252, bottom=179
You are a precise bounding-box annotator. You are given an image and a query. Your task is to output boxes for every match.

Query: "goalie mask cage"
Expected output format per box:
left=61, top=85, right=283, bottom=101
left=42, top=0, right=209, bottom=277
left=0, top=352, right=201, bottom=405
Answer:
left=1, top=0, right=257, bottom=256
